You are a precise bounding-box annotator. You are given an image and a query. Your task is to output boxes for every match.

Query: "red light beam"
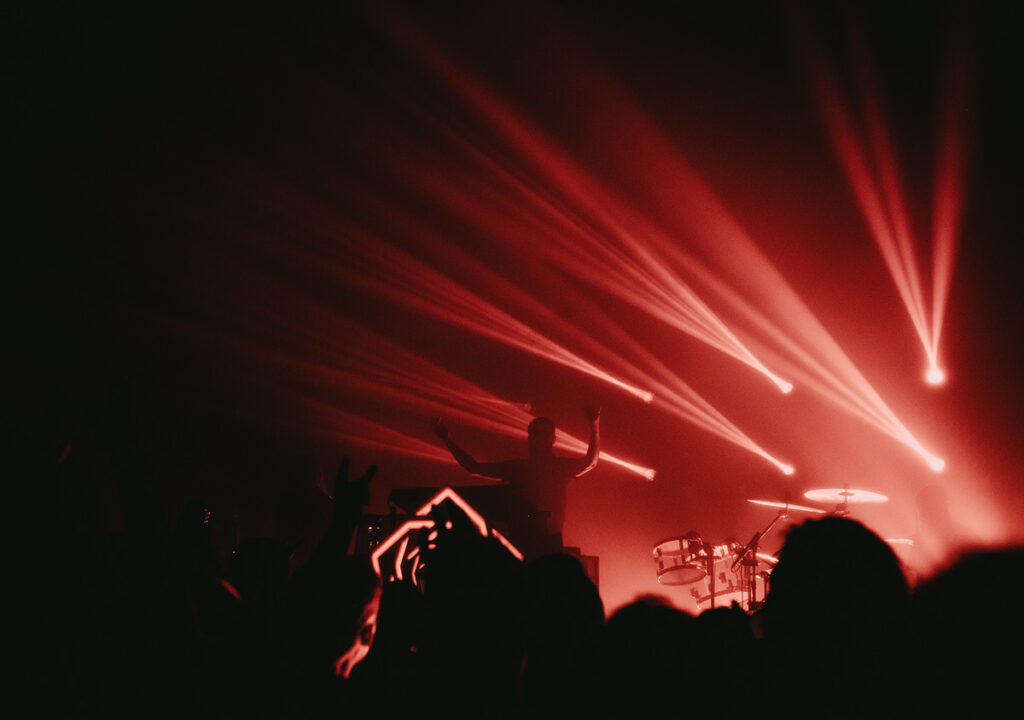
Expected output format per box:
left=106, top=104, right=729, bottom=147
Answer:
left=379, top=8, right=794, bottom=396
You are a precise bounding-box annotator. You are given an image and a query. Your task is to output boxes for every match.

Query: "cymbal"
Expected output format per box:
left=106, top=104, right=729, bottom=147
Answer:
left=747, top=498, right=826, bottom=514
left=804, top=488, right=889, bottom=505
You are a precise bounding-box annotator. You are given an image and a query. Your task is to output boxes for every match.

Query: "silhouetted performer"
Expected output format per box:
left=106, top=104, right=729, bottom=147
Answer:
left=434, top=407, right=600, bottom=558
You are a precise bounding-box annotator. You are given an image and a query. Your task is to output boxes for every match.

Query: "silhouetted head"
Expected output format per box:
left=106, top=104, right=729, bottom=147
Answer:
left=527, top=417, right=556, bottom=457
left=600, top=595, right=700, bottom=714
left=906, top=545, right=1024, bottom=715
left=763, top=516, right=908, bottom=634
left=760, top=516, right=910, bottom=714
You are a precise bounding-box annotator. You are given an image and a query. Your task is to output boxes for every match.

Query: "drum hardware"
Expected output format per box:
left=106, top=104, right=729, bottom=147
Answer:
left=698, top=540, right=726, bottom=609
left=653, top=532, right=778, bottom=612
left=661, top=489, right=897, bottom=612
left=727, top=503, right=790, bottom=610
left=685, top=495, right=808, bottom=611
left=688, top=540, right=777, bottom=612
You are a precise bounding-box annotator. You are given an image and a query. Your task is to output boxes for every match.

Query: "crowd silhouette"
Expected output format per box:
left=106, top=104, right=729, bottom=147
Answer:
left=22, top=380, right=1024, bottom=718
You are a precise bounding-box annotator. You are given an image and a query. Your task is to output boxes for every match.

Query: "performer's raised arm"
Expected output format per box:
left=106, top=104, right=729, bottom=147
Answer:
left=434, top=418, right=508, bottom=481
left=573, top=405, right=601, bottom=477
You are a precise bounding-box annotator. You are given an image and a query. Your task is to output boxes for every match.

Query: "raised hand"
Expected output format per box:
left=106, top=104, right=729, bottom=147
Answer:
left=584, top=405, right=602, bottom=425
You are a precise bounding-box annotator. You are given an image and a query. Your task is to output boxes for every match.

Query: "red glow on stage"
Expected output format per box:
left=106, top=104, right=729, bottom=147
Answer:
left=929, top=15, right=970, bottom=377
left=164, top=17, right=804, bottom=480
left=78, top=1, right=1021, bottom=628
left=657, top=227, right=950, bottom=473
left=340, top=234, right=657, bottom=405
left=365, top=13, right=951, bottom=477
left=794, top=6, right=968, bottom=390
left=165, top=265, right=660, bottom=478
left=380, top=7, right=795, bottom=399
left=260, top=181, right=655, bottom=405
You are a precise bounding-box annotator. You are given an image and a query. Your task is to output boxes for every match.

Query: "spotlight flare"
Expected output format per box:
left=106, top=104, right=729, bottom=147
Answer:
left=925, top=366, right=947, bottom=386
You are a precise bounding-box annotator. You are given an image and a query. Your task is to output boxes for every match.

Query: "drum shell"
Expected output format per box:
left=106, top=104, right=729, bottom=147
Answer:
left=653, top=536, right=710, bottom=585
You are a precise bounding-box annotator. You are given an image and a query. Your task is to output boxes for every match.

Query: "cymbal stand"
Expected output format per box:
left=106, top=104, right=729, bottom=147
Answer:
left=831, top=483, right=852, bottom=516
left=732, top=508, right=786, bottom=611
left=704, top=539, right=717, bottom=609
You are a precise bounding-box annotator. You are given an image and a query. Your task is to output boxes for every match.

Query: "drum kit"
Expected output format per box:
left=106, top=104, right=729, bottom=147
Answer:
left=653, top=485, right=891, bottom=612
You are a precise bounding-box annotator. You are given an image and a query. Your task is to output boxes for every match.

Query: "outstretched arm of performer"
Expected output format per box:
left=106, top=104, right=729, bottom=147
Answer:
left=574, top=405, right=601, bottom=477
left=434, top=417, right=508, bottom=481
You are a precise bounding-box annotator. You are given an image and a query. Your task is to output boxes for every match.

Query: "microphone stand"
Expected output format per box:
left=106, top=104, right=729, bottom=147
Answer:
left=705, top=539, right=717, bottom=609
left=732, top=508, right=786, bottom=610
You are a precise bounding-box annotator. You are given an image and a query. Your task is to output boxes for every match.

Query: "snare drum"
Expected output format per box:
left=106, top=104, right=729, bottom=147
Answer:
left=653, top=535, right=711, bottom=585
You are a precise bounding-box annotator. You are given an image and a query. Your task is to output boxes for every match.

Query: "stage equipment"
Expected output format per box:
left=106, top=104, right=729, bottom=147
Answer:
left=723, top=501, right=796, bottom=612
left=804, top=486, right=888, bottom=515
left=803, top=487, right=889, bottom=504
left=658, top=498, right=817, bottom=612
left=653, top=534, right=776, bottom=611
left=691, top=543, right=777, bottom=611
left=746, top=498, right=826, bottom=515
left=653, top=534, right=713, bottom=585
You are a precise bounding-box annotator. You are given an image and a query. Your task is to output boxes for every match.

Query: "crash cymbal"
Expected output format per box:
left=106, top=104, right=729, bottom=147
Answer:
left=747, top=498, right=826, bottom=514
left=804, top=488, right=889, bottom=505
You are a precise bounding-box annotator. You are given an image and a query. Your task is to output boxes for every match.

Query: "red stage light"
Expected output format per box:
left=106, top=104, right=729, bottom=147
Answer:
left=381, top=12, right=794, bottom=399
left=796, top=10, right=966, bottom=391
